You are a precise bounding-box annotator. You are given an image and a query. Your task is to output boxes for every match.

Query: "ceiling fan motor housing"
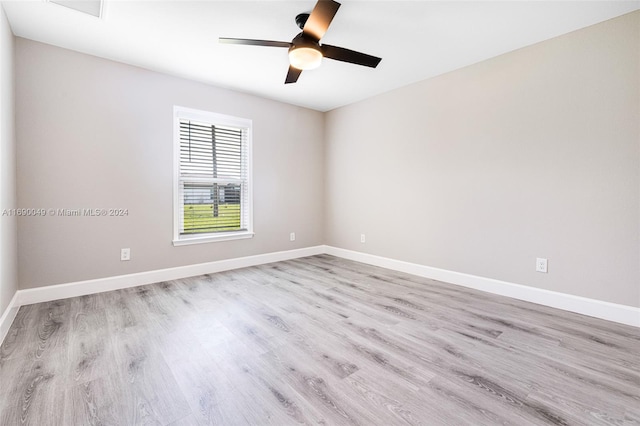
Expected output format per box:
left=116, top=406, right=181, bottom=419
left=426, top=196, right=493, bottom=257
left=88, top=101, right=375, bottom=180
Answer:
left=295, top=13, right=310, bottom=30
left=290, top=33, right=319, bottom=51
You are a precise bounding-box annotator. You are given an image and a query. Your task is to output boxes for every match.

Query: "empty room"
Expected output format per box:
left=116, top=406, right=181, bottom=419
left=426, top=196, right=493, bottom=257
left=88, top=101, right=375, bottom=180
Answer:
left=0, top=0, right=638, bottom=424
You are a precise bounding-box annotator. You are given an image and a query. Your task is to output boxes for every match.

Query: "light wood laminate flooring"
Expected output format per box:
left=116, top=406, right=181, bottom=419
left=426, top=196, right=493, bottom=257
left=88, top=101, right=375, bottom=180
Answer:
left=0, top=255, right=638, bottom=425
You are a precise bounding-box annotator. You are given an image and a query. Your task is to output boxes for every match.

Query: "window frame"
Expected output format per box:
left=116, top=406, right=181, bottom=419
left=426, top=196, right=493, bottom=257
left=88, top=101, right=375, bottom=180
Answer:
left=172, top=106, right=254, bottom=246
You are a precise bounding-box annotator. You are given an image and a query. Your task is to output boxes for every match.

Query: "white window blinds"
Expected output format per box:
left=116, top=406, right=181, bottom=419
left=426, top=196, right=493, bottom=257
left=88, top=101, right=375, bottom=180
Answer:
left=174, top=107, right=252, bottom=243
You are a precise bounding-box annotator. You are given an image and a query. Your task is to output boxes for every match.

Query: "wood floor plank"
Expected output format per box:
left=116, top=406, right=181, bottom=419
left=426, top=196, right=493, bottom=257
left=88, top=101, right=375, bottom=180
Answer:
left=1, top=255, right=638, bottom=425
left=0, top=304, right=39, bottom=365
left=66, top=294, right=117, bottom=385
left=65, top=377, right=124, bottom=426
left=0, top=358, right=67, bottom=425
left=114, top=349, right=191, bottom=425
left=258, top=349, right=382, bottom=425
left=164, top=348, right=250, bottom=425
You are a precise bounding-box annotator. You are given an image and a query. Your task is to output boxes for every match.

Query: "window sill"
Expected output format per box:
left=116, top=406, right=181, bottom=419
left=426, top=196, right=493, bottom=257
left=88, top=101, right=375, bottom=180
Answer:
left=173, top=231, right=254, bottom=246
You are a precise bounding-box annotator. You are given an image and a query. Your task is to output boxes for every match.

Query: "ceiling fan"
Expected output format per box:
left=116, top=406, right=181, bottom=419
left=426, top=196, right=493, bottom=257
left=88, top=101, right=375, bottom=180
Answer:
left=219, top=0, right=382, bottom=84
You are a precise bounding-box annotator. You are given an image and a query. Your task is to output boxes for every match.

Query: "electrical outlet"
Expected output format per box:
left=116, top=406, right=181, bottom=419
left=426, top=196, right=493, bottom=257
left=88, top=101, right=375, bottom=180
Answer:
left=360, top=234, right=366, bottom=243
left=290, top=232, right=296, bottom=242
left=121, top=248, right=131, bottom=261
left=536, top=258, right=547, bottom=273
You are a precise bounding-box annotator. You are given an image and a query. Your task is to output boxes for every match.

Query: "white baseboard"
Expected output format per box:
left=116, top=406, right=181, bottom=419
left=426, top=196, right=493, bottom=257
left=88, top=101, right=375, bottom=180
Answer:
left=0, top=291, right=19, bottom=345
left=324, top=246, right=640, bottom=328
left=15, top=245, right=324, bottom=307
left=1, top=243, right=637, bottom=349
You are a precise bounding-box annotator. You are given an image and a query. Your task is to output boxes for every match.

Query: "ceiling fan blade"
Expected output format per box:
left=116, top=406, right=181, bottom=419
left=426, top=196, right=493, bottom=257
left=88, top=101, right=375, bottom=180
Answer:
left=321, top=44, right=382, bottom=68
left=303, top=0, right=341, bottom=41
left=285, top=66, right=302, bottom=84
left=219, top=38, right=291, bottom=48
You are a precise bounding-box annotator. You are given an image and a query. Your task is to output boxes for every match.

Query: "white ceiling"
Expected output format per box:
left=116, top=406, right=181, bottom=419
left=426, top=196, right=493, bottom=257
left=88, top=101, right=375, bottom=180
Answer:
left=4, top=1, right=639, bottom=111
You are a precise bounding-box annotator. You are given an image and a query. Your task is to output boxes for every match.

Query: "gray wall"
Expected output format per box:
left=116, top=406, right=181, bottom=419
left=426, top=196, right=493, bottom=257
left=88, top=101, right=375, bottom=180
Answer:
left=16, top=38, right=325, bottom=289
left=0, top=5, right=17, bottom=314
left=325, top=12, right=640, bottom=307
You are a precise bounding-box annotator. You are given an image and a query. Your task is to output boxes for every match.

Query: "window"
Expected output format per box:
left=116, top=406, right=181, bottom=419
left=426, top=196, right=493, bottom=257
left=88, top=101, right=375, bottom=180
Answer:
left=173, top=106, right=253, bottom=245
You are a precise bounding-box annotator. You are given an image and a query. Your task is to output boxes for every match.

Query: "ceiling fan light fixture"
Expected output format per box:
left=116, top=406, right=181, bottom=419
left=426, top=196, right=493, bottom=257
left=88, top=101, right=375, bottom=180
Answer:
left=288, top=46, right=323, bottom=70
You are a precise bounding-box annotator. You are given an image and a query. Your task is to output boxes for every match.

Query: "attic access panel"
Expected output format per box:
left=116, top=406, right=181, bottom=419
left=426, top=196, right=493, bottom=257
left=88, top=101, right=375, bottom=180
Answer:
left=49, top=0, right=102, bottom=18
